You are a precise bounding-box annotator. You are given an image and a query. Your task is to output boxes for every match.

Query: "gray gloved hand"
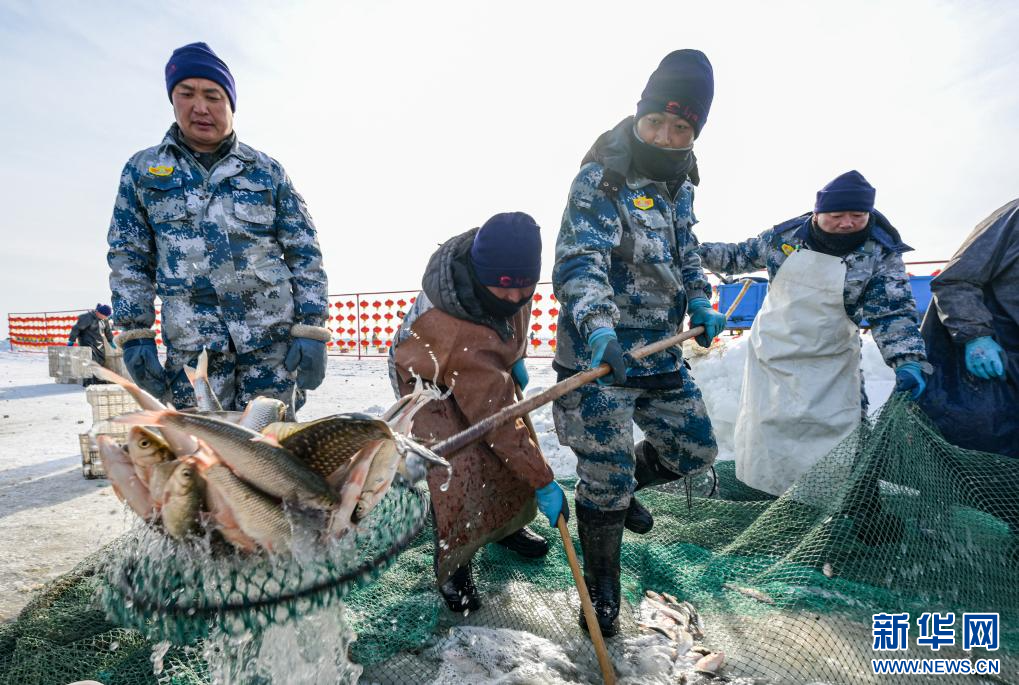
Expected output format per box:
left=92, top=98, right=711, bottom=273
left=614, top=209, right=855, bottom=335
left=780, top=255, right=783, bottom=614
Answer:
left=285, top=326, right=331, bottom=390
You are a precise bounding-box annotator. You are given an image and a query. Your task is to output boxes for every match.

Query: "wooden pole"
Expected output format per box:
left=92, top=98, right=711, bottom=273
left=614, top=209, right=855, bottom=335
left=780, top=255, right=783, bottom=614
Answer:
left=514, top=387, right=616, bottom=685
left=559, top=515, right=616, bottom=684
left=432, top=278, right=755, bottom=460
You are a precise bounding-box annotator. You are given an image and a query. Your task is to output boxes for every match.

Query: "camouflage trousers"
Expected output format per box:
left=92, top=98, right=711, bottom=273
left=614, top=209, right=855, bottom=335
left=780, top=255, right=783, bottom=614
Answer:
left=164, top=341, right=305, bottom=419
left=553, top=368, right=717, bottom=511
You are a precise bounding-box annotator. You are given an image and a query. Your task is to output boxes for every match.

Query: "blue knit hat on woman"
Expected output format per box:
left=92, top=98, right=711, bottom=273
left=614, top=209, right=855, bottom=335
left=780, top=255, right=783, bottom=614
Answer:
left=165, top=42, right=237, bottom=111
left=636, top=49, right=714, bottom=138
left=814, top=171, right=876, bottom=213
left=470, top=212, right=542, bottom=288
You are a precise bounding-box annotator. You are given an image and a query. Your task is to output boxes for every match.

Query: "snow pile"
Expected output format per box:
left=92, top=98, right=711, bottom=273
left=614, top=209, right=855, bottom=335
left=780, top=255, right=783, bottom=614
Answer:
left=425, top=624, right=705, bottom=685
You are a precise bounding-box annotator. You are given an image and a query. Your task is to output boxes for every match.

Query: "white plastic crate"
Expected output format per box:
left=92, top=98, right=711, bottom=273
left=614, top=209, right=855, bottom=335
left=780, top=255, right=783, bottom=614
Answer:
left=47, top=346, right=94, bottom=381
left=85, top=385, right=141, bottom=423
left=78, top=424, right=129, bottom=480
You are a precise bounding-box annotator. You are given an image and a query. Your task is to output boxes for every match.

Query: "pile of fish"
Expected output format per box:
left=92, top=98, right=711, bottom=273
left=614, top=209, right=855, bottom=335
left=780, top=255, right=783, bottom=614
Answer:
left=90, top=353, right=447, bottom=554
left=638, top=590, right=726, bottom=677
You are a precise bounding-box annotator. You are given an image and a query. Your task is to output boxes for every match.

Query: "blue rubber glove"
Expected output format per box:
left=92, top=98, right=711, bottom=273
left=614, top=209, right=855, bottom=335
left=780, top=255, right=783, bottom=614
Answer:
left=893, top=362, right=926, bottom=399
left=965, top=336, right=1006, bottom=380
left=66, top=341, right=74, bottom=346
left=121, top=338, right=167, bottom=398
left=535, top=480, right=569, bottom=526
left=588, top=327, right=627, bottom=385
left=688, top=297, right=727, bottom=348
left=284, top=337, right=327, bottom=390
left=510, top=358, right=529, bottom=390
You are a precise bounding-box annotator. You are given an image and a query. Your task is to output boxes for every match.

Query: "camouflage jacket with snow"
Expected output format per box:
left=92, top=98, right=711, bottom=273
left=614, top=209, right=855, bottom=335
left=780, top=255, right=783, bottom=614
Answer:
left=698, top=213, right=928, bottom=368
left=552, top=152, right=712, bottom=376
left=107, top=126, right=328, bottom=354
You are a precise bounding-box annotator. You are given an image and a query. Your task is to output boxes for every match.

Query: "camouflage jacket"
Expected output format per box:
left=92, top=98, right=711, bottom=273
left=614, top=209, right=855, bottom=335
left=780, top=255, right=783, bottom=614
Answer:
left=699, top=213, right=928, bottom=368
left=552, top=121, right=712, bottom=376
left=107, top=126, right=328, bottom=353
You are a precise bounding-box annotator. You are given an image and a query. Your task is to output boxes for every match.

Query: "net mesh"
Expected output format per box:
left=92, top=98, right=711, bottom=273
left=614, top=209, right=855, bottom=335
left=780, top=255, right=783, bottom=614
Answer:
left=1, top=395, right=1016, bottom=684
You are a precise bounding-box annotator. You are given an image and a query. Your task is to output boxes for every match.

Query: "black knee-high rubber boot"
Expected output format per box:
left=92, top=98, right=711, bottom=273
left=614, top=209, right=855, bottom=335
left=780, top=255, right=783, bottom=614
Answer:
left=627, top=440, right=681, bottom=534
left=576, top=502, right=627, bottom=637
left=438, top=562, right=481, bottom=613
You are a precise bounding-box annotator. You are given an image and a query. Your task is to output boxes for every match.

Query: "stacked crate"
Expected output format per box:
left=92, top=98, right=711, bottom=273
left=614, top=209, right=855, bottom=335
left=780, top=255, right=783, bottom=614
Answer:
left=79, top=385, right=141, bottom=479
left=47, top=346, right=95, bottom=384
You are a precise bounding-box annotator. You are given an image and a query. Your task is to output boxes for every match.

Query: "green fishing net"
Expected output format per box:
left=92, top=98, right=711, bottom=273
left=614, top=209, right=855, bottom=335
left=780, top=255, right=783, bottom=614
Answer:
left=1, top=395, right=1016, bottom=684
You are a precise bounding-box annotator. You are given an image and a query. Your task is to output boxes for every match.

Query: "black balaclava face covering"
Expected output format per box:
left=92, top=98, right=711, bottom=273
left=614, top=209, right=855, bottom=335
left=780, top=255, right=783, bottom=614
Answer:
left=808, top=216, right=873, bottom=257
left=629, top=125, right=695, bottom=183
left=467, top=258, right=531, bottom=318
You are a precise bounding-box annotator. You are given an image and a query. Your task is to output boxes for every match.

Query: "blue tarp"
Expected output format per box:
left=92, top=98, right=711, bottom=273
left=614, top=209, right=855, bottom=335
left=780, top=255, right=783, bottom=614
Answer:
left=718, top=275, right=934, bottom=330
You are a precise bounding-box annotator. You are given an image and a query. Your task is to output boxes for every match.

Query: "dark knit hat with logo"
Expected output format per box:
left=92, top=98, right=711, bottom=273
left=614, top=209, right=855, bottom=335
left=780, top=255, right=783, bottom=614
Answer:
left=165, top=42, right=237, bottom=111
left=470, top=212, right=542, bottom=288
left=95, top=304, right=112, bottom=317
left=636, top=49, right=714, bottom=138
left=814, top=170, right=876, bottom=213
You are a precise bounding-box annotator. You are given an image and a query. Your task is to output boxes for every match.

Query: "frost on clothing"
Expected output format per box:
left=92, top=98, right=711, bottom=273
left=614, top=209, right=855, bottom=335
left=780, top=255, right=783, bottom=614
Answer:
left=106, top=126, right=328, bottom=355
left=698, top=213, right=927, bottom=369
left=388, top=229, right=553, bottom=583
left=552, top=159, right=711, bottom=377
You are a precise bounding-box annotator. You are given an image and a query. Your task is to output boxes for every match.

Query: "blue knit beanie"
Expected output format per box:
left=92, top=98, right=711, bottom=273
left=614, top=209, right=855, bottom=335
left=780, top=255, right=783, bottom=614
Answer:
left=470, top=213, right=542, bottom=288
left=165, top=42, right=237, bottom=111
left=636, top=49, right=714, bottom=138
left=814, top=171, right=876, bottom=213
left=95, top=304, right=112, bottom=317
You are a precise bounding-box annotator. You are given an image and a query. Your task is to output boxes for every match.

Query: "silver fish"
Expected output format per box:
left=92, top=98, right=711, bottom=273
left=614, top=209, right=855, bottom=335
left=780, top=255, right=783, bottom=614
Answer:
left=183, top=348, right=223, bottom=412
left=98, top=436, right=156, bottom=520
left=238, top=396, right=287, bottom=432
left=126, top=426, right=174, bottom=483
left=89, top=363, right=199, bottom=457
left=117, top=409, right=334, bottom=508
left=201, top=462, right=292, bottom=552
left=160, top=460, right=203, bottom=539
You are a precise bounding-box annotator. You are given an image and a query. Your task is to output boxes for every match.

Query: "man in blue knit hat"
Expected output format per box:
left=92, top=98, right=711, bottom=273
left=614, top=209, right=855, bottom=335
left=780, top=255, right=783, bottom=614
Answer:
left=107, top=42, right=329, bottom=418
left=552, top=49, right=725, bottom=637
left=699, top=171, right=930, bottom=541
left=389, top=212, right=567, bottom=613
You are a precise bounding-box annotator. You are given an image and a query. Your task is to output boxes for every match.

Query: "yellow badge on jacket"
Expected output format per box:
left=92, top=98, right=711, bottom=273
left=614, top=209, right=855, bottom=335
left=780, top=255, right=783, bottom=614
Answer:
left=633, top=196, right=654, bottom=210
left=148, top=165, right=174, bottom=176
left=781, top=243, right=796, bottom=256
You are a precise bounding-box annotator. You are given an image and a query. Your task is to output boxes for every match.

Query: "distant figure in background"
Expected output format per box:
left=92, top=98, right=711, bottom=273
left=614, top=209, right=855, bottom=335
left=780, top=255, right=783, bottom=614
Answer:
left=698, top=171, right=929, bottom=543
left=107, top=42, right=329, bottom=418
left=67, top=303, right=115, bottom=367
left=389, top=212, right=567, bottom=613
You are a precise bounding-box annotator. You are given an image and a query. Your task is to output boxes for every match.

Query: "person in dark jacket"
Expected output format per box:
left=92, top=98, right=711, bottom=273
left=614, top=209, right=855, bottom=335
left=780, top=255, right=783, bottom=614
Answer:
left=389, top=212, right=568, bottom=612
left=918, top=199, right=1019, bottom=559
left=68, top=304, right=116, bottom=366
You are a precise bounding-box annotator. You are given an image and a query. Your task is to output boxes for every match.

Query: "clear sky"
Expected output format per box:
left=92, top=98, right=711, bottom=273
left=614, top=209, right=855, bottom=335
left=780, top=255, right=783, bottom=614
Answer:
left=2, top=0, right=1018, bottom=337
